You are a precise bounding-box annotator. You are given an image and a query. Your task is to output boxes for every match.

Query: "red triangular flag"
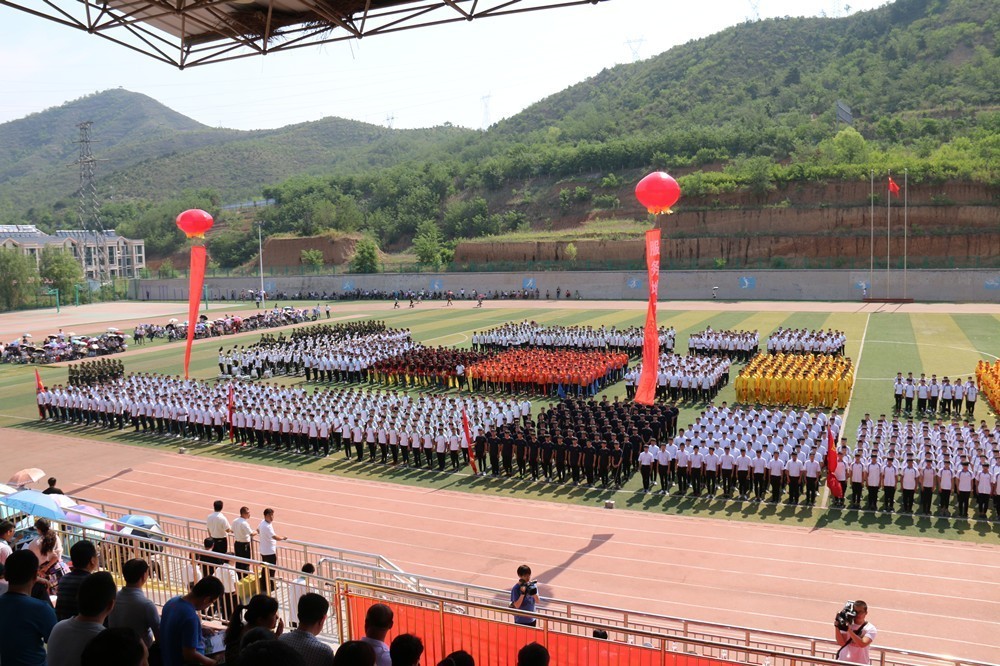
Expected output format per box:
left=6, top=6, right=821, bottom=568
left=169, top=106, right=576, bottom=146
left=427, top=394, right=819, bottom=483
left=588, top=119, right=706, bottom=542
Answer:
left=461, top=407, right=479, bottom=475
left=826, top=425, right=843, bottom=499
left=35, top=368, right=45, bottom=394
left=888, top=177, right=900, bottom=197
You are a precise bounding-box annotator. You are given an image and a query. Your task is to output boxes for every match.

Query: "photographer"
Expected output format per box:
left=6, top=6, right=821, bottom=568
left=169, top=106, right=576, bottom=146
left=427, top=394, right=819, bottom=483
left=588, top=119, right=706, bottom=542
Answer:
left=834, top=600, right=877, bottom=664
left=510, top=565, right=539, bottom=626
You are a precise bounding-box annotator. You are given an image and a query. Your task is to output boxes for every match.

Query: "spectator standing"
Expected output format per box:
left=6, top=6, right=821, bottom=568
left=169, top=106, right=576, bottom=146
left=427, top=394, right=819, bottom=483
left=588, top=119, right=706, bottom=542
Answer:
left=360, top=603, right=394, bottom=666
left=42, top=477, right=65, bottom=495
left=510, top=564, right=538, bottom=626
left=160, top=576, right=225, bottom=666
left=280, top=592, right=335, bottom=666
left=47, top=572, right=118, bottom=666
left=232, top=506, right=257, bottom=576
left=834, top=600, right=877, bottom=664
left=108, top=559, right=160, bottom=647
left=0, top=550, right=58, bottom=666
left=257, top=508, right=287, bottom=593
left=206, top=500, right=232, bottom=558
left=55, top=540, right=99, bottom=620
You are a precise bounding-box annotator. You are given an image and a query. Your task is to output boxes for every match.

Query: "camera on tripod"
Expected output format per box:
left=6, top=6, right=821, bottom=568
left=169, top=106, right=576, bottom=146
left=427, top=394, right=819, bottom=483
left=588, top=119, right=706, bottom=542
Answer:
left=835, top=601, right=857, bottom=630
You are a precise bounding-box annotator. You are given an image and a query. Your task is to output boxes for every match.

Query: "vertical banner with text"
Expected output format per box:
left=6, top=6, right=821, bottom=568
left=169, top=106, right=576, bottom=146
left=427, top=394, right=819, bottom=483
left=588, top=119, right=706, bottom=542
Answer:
left=634, top=229, right=661, bottom=405
left=184, top=245, right=207, bottom=379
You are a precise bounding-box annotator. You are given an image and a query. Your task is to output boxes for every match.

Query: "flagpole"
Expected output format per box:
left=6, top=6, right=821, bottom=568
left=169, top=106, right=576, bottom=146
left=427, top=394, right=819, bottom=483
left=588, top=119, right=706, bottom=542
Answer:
left=869, top=169, right=874, bottom=295
left=903, top=169, right=908, bottom=299
left=886, top=170, right=891, bottom=299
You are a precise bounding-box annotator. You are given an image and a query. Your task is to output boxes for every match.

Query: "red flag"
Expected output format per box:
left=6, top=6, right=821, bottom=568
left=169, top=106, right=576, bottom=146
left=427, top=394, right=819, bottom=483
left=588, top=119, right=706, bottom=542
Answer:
left=461, top=407, right=479, bottom=475
left=183, top=245, right=207, bottom=379
left=634, top=229, right=661, bottom=405
left=227, top=385, right=235, bottom=442
left=826, top=425, right=843, bottom=499
left=888, top=177, right=900, bottom=197
left=34, top=368, right=45, bottom=394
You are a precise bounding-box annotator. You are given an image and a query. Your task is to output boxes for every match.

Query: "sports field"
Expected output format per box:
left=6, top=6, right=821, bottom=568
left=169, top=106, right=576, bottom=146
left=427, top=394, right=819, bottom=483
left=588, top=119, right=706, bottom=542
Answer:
left=2, top=298, right=998, bottom=543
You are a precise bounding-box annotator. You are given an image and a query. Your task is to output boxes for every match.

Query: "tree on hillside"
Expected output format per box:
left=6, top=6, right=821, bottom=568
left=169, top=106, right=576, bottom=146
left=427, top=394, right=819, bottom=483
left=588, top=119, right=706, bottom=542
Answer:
left=38, top=248, right=84, bottom=297
left=413, top=220, right=444, bottom=270
left=300, top=249, right=324, bottom=270
left=0, top=250, right=38, bottom=310
left=350, top=238, right=379, bottom=274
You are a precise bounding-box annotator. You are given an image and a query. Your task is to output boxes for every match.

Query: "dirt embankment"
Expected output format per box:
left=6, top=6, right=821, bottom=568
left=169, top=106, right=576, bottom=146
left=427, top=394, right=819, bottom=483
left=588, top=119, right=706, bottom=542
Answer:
left=457, top=179, right=1000, bottom=266
left=262, top=235, right=359, bottom=269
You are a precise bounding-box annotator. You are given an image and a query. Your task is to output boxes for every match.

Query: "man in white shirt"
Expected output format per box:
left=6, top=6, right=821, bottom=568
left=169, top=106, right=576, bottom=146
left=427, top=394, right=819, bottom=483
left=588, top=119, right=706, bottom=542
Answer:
left=232, top=506, right=258, bottom=577
left=206, top=500, right=232, bottom=560
left=258, top=508, right=288, bottom=593
left=835, top=600, right=877, bottom=665
left=47, top=572, right=118, bottom=666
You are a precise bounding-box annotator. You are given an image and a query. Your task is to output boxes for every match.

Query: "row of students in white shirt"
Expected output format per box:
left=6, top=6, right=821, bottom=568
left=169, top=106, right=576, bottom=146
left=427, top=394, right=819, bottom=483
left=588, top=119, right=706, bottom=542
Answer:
left=687, top=328, right=760, bottom=363
left=624, top=354, right=732, bottom=401
left=766, top=328, right=847, bottom=355
left=471, top=322, right=676, bottom=355
left=891, top=374, right=978, bottom=415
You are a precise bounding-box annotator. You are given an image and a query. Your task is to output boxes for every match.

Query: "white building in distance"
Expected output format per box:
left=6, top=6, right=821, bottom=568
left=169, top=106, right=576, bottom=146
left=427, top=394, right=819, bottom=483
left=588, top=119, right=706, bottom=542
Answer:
left=0, top=225, right=145, bottom=280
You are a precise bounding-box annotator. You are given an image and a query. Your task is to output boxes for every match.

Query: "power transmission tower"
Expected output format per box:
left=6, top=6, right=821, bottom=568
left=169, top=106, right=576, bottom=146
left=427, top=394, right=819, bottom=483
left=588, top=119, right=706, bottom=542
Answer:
left=746, top=0, right=761, bottom=20
left=481, top=94, right=491, bottom=130
left=72, top=121, right=110, bottom=284
left=385, top=113, right=395, bottom=129
left=624, top=38, right=645, bottom=62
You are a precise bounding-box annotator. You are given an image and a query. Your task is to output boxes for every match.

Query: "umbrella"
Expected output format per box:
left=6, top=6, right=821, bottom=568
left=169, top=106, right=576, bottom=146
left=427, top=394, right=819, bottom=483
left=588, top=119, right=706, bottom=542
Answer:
left=23, top=333, right=32, bottom=338
left=48, top=494, right=78, bottom=509
left=67, top=332, right=76, bottom=336
left=168, top=318, right=178, bottom=324
left=120, top=514, right=159, bottom=529
left=107, top=327, right=119, bottom=332
left=8, top=468, right=45, bottom=487
left=0, top=483, right=19, bottom=496
left=65, top=504, right=112, bottom=531
left=0, top=489, right=67, bottom=521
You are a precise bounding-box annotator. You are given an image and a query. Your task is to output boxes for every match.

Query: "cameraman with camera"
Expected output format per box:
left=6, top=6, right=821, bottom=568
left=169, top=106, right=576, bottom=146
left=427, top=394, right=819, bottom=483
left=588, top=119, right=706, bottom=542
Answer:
left=510, top=564, right=539, bottom=626
left=834, top=600, right=877, bottom=664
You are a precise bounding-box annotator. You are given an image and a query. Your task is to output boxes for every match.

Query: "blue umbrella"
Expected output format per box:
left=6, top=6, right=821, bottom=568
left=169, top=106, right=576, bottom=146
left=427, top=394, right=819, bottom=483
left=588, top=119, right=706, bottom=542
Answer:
left=0, top=489, right=67, bottom=521
left=119, top=514, right=159, bottom=529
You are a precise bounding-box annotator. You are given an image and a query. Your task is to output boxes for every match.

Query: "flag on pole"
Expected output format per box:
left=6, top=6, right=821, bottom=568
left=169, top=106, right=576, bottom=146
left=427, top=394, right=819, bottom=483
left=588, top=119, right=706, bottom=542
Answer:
left=888, top=177, right=900, bottom=197
left=227, top=385, right=235, bottom=442
left=461, top=407, right=479, bottom=475
left=826, top=425, right=843, bottom=499
left=34, top=368, right=45, bottom=394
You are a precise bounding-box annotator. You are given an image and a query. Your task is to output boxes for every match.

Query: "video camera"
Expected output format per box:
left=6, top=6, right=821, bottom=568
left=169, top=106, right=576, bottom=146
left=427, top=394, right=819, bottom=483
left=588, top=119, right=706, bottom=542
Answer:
left=520, top=580, right=539, bottom=597
left=835, top=601, right=857, bottom=631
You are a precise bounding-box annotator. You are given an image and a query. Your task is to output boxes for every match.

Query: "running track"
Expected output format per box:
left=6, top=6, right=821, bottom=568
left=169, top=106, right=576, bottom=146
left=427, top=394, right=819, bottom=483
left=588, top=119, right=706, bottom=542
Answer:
left=3, top=431, right=997, bottom=661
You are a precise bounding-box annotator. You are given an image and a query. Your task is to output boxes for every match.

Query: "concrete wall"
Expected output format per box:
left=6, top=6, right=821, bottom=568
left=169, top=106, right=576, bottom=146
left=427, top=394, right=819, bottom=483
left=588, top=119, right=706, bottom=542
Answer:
left=129, top=269, right=1000, bottom=303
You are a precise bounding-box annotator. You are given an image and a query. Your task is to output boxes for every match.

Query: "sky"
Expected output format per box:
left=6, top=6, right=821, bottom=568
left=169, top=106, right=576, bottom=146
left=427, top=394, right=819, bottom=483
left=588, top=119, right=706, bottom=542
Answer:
left=0, top=0, right=889, bottom=132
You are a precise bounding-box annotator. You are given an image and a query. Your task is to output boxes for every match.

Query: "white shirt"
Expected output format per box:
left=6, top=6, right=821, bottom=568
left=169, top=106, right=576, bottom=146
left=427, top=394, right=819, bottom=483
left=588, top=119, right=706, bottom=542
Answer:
left=258, top=519, right=278, bottom=556
left=232, top=517, right=254, bottom=544
left=206, top=511, right=231, bottom=539
left=838, top=622, right=877, bottom=665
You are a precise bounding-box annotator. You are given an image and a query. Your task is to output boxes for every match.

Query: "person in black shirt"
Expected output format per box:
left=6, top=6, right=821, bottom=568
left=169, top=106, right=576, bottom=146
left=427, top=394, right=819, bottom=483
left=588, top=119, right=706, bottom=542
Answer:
left=501, top=431, right=514, bottom=476
left=610, top=442, right=624, bottom=487
left=553, top=438, right=566, bottom=482
left=527, top=436, right=540, bottom=481
left=515, top=435, right=528, bottom=478
left=42, top=477, right=64, bottom=495
left=583, top=442, right=596, bottom=486
left=568, top=439, right=582, bottom=484
left=597, top=442, right=611, bottom=487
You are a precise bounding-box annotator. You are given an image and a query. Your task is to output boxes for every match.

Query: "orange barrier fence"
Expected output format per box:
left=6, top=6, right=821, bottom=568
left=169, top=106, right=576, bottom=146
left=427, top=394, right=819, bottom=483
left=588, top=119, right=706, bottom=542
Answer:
left=345, top=592, right=740, bottom=666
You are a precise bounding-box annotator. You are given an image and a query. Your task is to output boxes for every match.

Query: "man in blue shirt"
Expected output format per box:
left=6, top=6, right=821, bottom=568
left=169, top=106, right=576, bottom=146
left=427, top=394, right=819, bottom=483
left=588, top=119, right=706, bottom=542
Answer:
left=510, top=564, right=538, bottom=626
left=160, top=576, right=225, bottom=666
left=0, top=550, right=58, bottom=666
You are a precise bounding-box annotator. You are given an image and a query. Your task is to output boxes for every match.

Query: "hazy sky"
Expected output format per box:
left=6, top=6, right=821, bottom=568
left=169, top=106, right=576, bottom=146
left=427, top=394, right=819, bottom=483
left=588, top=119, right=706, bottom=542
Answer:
left=0, top=0, right=887, bottom=131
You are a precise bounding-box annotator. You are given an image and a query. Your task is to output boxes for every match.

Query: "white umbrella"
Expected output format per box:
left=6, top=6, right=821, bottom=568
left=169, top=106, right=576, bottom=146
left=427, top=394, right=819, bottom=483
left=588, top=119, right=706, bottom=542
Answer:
left=168, top=318, right=178, bottom=324
left=7, top=468, right=45, bottom=487
left=48, top=494, right=78, bottom=510
left=107, top=327, right=119, bottom=332
left=23, top=333, right=32, bottom=338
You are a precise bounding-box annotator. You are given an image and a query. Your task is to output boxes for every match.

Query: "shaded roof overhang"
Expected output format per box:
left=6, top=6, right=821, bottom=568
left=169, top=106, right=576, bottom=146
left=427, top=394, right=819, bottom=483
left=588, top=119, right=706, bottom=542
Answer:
left=0, top=0, right=609, bottom=69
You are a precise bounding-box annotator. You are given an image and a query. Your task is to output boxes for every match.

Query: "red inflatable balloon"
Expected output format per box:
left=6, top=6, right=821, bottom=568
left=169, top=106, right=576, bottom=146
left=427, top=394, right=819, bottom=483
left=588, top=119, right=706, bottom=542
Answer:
left=635, top=172, right=681, bottom=215
left=176, top=209, right=214, bottom=239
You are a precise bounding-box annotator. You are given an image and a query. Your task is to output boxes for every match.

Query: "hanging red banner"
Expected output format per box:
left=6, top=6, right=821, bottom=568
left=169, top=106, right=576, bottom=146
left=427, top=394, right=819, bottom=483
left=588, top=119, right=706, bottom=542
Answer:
left=634, top=229, right=661, bottom=405
left=184, top=245, right=207, bottom=379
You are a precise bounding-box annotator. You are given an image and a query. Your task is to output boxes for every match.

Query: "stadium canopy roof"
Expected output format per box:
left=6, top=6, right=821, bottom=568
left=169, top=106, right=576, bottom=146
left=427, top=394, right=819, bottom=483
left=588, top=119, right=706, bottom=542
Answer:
left=0, top=0, right=608, bottom=68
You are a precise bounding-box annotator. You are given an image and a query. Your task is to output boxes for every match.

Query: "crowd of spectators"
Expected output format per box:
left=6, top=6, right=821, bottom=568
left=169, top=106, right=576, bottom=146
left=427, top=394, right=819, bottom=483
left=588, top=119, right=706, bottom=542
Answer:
left=2, top=331, right=128, bottom=364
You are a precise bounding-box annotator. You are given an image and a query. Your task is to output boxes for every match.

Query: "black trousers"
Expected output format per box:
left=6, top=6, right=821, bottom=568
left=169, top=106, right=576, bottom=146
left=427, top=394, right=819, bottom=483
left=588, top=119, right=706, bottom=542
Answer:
left=260, top=554, right=277, bottom=592
left=639, top=465, right=651, bottom=491
left=234, top=541, right=251, bottom=574
left=920, top=487, right=934, bottom=514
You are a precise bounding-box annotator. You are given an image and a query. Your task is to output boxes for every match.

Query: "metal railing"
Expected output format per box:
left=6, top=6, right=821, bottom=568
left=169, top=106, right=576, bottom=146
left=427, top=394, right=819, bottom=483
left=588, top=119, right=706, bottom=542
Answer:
left=73, top=494, right=406, bottom=578
left=26, top=501, right=997, bottom=666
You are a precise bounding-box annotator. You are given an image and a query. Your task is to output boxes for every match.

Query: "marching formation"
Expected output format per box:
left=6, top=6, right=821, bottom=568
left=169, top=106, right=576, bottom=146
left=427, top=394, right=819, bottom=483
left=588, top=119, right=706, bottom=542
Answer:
left=734, top=353, right=854, bottom=408
left=687, top=328, right=759, bottom=362
left=624, top=354, right=731, bottom=403
left=766, top=327, right=846, bottom=355
left=471, top=322, right=675, bottom=356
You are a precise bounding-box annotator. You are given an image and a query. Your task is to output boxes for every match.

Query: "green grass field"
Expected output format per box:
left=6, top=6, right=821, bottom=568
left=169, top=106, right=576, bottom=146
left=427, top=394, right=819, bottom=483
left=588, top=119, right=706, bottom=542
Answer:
left=2, top=301, right=998, bottom=543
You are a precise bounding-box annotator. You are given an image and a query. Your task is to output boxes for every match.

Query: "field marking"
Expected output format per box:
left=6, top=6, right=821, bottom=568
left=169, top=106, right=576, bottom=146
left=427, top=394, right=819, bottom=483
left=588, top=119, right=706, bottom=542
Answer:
left=423, top=332, right=470, bottom=345
left=862, top=339, right=999, bottom=360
